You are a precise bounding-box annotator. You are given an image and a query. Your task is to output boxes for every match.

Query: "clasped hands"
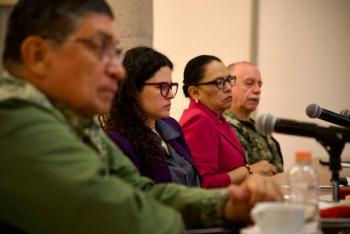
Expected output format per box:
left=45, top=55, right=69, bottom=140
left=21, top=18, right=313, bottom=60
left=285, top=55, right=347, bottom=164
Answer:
left=224, top=174, right=283, bottom=223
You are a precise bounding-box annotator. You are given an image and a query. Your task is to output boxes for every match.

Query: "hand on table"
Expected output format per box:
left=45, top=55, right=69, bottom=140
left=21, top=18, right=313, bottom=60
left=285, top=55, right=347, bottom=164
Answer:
left=224, top=174, right=283, bottom=223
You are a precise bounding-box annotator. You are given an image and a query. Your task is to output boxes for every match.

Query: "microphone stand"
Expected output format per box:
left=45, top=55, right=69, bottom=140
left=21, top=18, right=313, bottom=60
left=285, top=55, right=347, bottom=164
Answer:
left=316, top=129, right=345, bottom=202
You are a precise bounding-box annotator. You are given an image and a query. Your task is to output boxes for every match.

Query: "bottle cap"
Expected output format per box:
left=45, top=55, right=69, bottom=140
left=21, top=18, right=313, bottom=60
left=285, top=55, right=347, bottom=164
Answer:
left=295, top=151, right=312, bottom=160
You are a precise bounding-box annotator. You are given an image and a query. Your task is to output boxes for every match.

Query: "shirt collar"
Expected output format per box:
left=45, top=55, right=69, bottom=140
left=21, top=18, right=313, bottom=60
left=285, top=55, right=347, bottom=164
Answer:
left=0, top=71, right=100, bottom=137
left=189, top=98, right=227, bottom=123
left=156, top=119, right=180, bottom=141
left=224, top=110, right=256, bottom=130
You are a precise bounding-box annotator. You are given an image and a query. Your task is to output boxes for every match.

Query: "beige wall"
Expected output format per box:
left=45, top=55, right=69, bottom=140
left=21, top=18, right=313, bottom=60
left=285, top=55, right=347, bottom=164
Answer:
left=154, top=0, right=350, bottom=170
left=154, top=0, right=253, bottom=119
left=257, top=0, right=350, bottom=169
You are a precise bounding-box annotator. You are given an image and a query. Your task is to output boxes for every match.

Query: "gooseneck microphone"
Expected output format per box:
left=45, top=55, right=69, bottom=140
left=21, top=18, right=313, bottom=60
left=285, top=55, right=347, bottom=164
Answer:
left=306, top=104, right=350, bottom=128
left=255, top=113, right=350, bottom=142
left=256, top=113, right=350, bottom=203
left=256, top=113, right=317, bottom=137
left=340, top=109, right=350, bottom=118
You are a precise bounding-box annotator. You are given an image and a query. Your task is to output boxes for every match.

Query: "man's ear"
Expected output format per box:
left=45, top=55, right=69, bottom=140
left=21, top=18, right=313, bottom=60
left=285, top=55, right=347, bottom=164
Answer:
left=20, top=36, right=51, bottom=77
left=188, top=86, right=200, bottom=100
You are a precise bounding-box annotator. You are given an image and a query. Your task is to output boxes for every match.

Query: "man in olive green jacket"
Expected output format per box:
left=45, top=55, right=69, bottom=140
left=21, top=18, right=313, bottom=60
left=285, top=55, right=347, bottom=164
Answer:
left=0, top=1, right=282, bottom=233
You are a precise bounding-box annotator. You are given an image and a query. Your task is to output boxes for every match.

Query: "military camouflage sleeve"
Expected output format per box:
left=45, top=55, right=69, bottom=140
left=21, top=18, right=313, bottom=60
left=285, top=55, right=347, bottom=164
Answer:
left=224, top=111, right=284, bottom=172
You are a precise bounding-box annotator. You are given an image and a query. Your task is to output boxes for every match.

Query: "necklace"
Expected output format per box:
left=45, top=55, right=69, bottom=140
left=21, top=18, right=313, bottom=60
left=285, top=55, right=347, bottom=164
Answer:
left=151, top=128, right=169, bottom=154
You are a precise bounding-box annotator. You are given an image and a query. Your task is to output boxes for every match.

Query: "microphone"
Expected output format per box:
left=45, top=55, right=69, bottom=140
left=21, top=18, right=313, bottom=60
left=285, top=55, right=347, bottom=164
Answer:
left=255, top=113, right=350, bottom=142
left=340, top=109, right=350, bottom=118
left=306, top=104, right=350, bottom=128
left=256, top=113, right=349, bottom=203
left=256, top=113, right=316, bottom=137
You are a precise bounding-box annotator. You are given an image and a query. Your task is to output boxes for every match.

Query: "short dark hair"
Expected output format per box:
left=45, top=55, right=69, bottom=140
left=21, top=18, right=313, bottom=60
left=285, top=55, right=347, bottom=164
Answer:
left=182, top=55, right=221, bottom=97
left=2, top=0, right=114, bottom=66
left=104, top=47, right=173, bottom=169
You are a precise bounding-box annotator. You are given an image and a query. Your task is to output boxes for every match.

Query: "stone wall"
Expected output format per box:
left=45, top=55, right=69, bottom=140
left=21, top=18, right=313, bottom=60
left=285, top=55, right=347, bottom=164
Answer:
left=0, top=6, right=12, bottom=72
left=0, top=1, right=153, bottom=72
left=107, top=0, right=153, bottom=51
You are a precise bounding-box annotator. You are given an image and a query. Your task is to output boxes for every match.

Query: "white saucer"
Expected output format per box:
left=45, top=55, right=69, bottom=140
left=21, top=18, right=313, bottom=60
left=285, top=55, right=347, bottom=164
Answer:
left=240, top=222, right=320, bottom=234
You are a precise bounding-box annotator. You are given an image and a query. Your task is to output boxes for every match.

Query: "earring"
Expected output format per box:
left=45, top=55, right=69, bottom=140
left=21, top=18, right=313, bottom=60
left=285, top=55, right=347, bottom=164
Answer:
left=194, top=98, right=199, bottom=103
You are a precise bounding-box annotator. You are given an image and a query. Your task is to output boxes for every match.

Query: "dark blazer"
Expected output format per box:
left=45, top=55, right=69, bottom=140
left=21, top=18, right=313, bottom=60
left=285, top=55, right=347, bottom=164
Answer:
left=107, top=117, right=201, bottom=184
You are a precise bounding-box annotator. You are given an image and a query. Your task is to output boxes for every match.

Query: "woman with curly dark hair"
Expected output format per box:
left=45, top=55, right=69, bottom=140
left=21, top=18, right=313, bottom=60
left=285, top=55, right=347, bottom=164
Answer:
left=103, top=46, right=200, bottom=186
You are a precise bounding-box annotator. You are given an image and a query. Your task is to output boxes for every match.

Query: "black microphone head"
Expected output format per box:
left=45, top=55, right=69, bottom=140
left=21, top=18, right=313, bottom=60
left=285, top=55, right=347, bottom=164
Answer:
left=255, top=113, right=277, bottom=136
left=340, top=109, right=350, bottom=118
left=306, top=103, right=322, bottom=118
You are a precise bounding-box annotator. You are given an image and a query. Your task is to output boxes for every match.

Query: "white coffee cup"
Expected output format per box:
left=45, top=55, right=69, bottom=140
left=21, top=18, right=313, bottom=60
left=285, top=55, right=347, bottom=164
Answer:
left=251, top=202, right=305, bottom=234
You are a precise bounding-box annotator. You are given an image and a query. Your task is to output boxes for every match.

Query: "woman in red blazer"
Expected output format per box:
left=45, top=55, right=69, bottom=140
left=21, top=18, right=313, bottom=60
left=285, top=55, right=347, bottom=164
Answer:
left=180, top=55, right=277, bottom=188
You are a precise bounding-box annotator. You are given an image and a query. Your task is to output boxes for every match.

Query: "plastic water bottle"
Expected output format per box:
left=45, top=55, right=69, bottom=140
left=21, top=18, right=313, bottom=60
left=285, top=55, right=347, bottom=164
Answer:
left=288, top=151, right=320, bottom=232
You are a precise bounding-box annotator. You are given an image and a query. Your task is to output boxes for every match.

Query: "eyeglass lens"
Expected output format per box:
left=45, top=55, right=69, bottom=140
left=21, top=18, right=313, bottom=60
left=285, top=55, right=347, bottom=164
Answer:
left=160, top=83, right=178, bottom=97
left=216, top=76, right=235, bottom=89
left=75, top=38, right=121, bottom=65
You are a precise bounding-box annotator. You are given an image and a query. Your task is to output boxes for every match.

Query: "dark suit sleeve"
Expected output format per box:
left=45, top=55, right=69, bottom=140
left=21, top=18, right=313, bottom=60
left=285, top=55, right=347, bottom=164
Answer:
left=107, top=130, right=143, bottom=171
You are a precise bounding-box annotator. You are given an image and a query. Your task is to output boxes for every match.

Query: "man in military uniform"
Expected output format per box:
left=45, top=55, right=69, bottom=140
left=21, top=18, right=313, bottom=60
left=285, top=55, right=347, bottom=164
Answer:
left=224, top=62, right=284, bottom=173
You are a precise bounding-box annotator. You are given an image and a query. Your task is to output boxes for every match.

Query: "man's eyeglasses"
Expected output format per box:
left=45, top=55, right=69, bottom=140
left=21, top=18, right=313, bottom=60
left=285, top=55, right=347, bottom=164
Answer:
left=73, top=38, right=122, bottom=65
left=143, top=82, right=179, bottom=97
left=44, top=36, right=122, bottom=65
left=190, top=75, right=236, bottom=89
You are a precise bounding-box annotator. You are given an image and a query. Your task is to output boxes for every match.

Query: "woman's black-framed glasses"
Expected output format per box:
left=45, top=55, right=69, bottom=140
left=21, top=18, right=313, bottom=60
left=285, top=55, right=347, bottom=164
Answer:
left=143, top=82, right=179, bottom=97
left=190, top=75, right=236, bottom=89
